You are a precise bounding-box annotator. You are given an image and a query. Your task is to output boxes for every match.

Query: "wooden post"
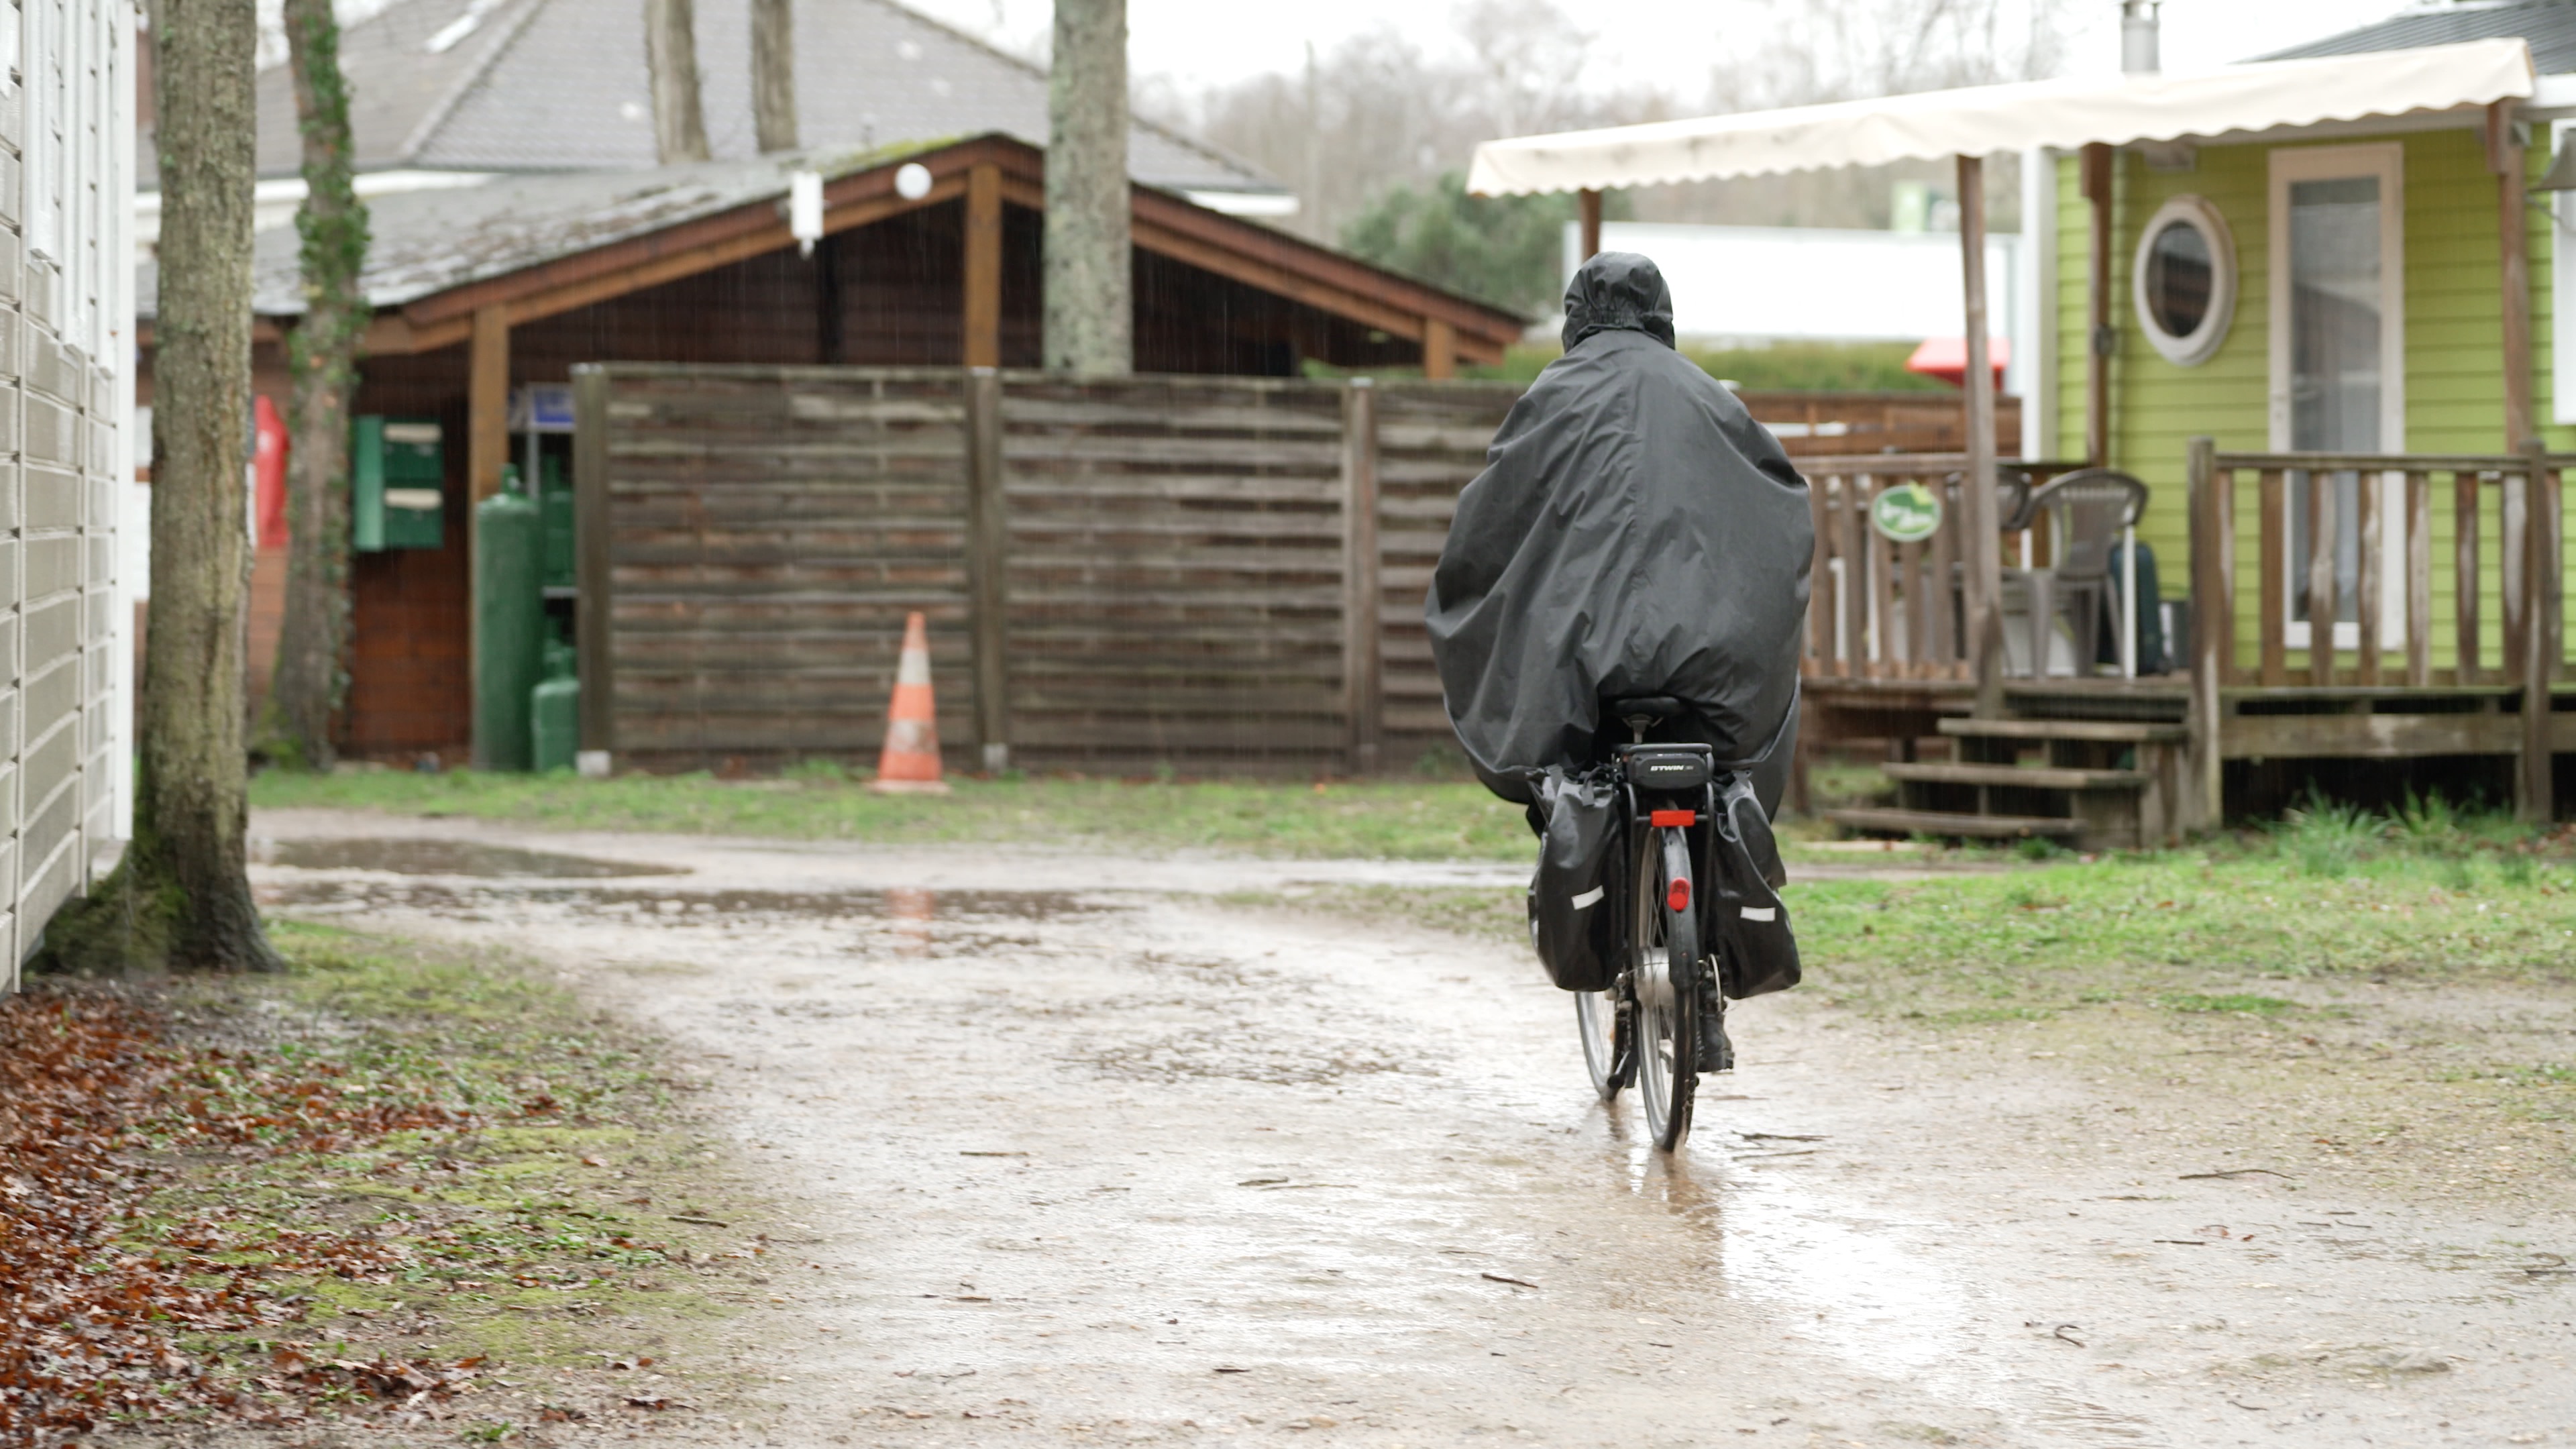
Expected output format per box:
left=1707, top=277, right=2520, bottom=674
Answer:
left=2458, top=470, right=2483, bottom=684
left=469, top=305, right=510, bottom=502
left=1342, top=378, right=1382, bottom=775
left=1421, top=317, right=1456, bottom=380
left=2306, top=467, right=2339, bottom=687
left=572, top=366, right=614, bottom=759
left=1578, top=188, right=1602, bottom=262
left=2185, top=436, right=2223, bottom=831
left=2520, top=439, right=2555, bottom=822
left=2493, top=100, right=2535, bottom=450
left=965, top=368, right=1010, bottom=771
left=468, top=303, right=510, bottom=767
left=963, top=162, right=1004, bottom=370
left=1957, top=154, right=2005, bottom=718
left=2080, top=142, right=2114, bottom=468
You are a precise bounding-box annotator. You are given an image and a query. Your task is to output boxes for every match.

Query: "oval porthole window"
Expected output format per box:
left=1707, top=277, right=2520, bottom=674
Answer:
left=2131, top=195, right=2237, bottom=367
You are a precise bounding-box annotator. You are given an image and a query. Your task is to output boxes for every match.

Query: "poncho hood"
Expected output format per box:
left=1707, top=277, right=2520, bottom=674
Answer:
left=1560, top=251, right=1677, bottom=352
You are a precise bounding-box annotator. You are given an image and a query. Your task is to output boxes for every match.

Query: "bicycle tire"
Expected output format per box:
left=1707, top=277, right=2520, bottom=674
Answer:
left=1574, top=986, right=1631, bottom=1101
left=1631, top=826, right=1699, bottom=1151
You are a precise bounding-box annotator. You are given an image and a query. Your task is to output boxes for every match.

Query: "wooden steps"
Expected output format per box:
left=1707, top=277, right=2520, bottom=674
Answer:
left=1828, top=711, right=2190, bottom=850
left=1882, top=761, right=2147, bottom=791
left=1938, top=718, right=2185, bottom=744
left=1825, top=807, right=2083, bottom=839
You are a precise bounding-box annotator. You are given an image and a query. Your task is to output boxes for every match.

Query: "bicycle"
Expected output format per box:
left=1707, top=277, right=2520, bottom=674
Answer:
left=1573, top=695, right=1721, bottom=1152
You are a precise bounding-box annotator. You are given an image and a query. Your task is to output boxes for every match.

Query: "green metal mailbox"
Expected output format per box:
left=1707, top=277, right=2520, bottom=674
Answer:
left=353, top=416, right=447, bottom=551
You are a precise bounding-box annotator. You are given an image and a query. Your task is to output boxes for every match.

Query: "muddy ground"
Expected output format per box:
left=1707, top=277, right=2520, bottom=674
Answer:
left=246, top=809, right=2576, bottom=1448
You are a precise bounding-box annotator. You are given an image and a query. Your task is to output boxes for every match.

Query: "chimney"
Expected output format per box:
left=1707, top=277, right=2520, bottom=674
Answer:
left=2121, top=0, right=2161, bottom=75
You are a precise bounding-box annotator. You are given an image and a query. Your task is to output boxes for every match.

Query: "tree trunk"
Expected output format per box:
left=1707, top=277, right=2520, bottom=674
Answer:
left=751, top=0, right=796, bottom=154
left=46, top=0, right=279, bottom=972
left=1044, top=0, right=1130, bottom=374
left=266, top=0, right=368, bottom=773
left=645, top=0, right=710, bottom=164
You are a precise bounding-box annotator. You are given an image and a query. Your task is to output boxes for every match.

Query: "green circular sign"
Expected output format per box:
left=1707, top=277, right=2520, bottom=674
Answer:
left=1870, top=482, right=1943, bottom=543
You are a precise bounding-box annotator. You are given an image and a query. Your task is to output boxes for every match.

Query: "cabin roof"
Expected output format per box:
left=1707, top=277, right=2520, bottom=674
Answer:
left=137, top=134, right=1527, bottom=360
left=233, top=0, right=1277, bottom=201
left=2261, top=1, right=2576, bottom=76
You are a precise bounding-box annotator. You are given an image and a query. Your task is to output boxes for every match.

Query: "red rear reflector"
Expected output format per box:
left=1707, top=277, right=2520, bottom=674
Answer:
left=1650, top=809, right=1697, bottom=827
left=1666, top=877, right=1690, bottom=913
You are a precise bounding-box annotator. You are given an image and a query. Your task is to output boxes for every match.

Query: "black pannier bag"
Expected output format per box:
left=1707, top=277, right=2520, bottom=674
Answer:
left=1707, top=769, right=1801, bottom=999
left=1525, top=766, right=1621, bottom=992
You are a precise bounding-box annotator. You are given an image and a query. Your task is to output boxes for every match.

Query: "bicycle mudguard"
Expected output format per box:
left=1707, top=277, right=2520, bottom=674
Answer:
left=1708, top=769, right=1801, bottom=1000
left=1527, top=766, right=1623, bottom=992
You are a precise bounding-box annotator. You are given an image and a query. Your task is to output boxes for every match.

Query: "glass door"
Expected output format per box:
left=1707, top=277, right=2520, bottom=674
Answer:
left=2269, top=145, right=2404, bottom=651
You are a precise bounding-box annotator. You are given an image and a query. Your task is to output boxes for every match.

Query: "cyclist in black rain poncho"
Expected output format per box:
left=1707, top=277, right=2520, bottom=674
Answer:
left=1426, top=252, right=1814, bottom=827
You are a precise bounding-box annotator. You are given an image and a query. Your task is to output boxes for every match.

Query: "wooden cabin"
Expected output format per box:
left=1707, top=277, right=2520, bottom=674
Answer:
left=136, top=136, right=1525, bottom=763
left=1475, top=32, right=2576, bottom=839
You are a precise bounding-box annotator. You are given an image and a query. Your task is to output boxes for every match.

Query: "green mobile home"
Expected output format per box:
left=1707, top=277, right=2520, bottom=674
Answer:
left=1471, top=23, right=2576, bottom=841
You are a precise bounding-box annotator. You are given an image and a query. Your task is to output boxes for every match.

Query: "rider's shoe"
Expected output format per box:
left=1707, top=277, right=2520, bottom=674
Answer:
left=1695, top=990, right=1733, bottom=1073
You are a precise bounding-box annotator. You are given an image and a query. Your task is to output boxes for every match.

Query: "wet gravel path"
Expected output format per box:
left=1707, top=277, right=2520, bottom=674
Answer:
left=250, top=810, right=2576, bottom=1448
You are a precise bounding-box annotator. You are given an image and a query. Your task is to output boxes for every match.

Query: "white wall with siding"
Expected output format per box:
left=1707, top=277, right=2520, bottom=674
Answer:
left=0, top=0, right=128, bottom=989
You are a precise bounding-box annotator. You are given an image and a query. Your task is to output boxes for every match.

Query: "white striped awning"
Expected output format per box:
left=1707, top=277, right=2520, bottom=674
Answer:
left=1468, top=39, right=2534, bottom=196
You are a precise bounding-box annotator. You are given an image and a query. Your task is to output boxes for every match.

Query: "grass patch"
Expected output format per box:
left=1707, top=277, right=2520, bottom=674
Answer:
left=254, top=768, right=1532, bottom=861
left=97, top=920, right=784, bottom=1436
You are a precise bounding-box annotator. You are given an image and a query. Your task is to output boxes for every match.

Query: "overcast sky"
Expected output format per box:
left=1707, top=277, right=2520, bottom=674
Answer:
left=904, top=0, right=2422, bottom=102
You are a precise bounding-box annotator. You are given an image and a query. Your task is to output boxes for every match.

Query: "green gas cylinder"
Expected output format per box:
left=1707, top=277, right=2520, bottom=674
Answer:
left=474, top=467, right=544, bottom=771
left=531, top=640, right=580, bottom=774
left=539, top=453, right=576, bottom=590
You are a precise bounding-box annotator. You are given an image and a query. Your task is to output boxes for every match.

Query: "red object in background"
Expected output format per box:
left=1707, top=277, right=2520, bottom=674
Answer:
left=1904, top=336, right=2011, bottom=390
left=253, top=395, right=288, bottom=547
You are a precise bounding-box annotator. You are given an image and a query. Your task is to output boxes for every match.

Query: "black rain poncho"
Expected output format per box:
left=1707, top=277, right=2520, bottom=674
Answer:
left=1426, top=252, right=1813, bottom=808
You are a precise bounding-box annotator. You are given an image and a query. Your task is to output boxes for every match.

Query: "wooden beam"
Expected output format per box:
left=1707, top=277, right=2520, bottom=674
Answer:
left=407, top=165, right=975, bottom=328
left=469, top=305, right=509, bottom=502
left=2184, top=438, right=2226, bottom=828
left=468, top=303, right=510, bottom=770
left=1421, top=317, right=1456, bottom=380
left=1342, top=378, right=1381, bottom=775
left=2521, top=441, right=2555, bottom=821
left=963, top=162, right=1004, bottom=369
left=2495, top=99, right=2535, bottom=449
left=965, top=368, right=1010, bottom=770
left=2080, top=142, right=2114, bottom=468
left=1579, top=189, right=1603, bottom=262
left=573, top=367, right=614, bottom=757
left=1957, top=154, right=2004, bottom=718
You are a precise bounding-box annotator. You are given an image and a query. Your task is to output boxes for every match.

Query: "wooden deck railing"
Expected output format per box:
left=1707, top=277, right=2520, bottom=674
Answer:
left=2185, top=443, right=2566, bottom=690
left=1801, top=453, right=2085, bottom=681
left=2183, top=438, right=2568, bottom=824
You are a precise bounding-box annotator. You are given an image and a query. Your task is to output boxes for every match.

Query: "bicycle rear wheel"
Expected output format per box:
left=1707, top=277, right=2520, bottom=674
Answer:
left=1574, top=985, right=1631, bottom=1101
left=1631, top=826, right=1699, bottom=1151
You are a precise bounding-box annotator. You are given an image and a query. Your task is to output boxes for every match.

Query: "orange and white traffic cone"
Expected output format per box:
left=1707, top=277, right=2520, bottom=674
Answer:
left=870, top=611, right=951, bottom=795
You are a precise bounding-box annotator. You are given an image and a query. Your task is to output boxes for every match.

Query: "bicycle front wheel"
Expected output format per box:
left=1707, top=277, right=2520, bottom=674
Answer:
left=1631, top=827, right=1699, bottom=1152
left=1575, top=985, right=1630, bottom=1102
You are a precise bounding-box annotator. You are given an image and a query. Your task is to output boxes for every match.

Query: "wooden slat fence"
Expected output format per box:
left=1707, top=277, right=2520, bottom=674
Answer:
left=1371, top=382, right=1527, bottom=760
left=994, top=376, right=1350, bottom=767
left=574, top=366, right=2015, bottom=773
left=573, top=367, right=975, bottom=764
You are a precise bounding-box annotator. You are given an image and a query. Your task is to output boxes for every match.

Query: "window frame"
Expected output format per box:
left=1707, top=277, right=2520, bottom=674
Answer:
left=2129, top=194, right=2237, bottom=367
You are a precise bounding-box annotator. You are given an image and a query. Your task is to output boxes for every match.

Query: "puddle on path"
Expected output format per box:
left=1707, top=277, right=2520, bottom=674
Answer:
left=256, top=875, right=1108, bottom=938
left=253, top=837, right=676, bottom=879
